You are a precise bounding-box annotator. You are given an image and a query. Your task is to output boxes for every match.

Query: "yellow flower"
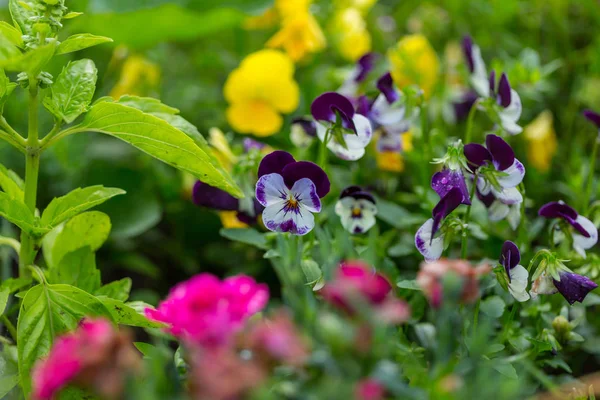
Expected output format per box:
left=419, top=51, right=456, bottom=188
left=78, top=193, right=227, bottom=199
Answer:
left=219, top=211, right=249, bottom=229
left=110, top=53, right=160, bottom=99
left=330, top=8, right=371, bottom=61
left=208, top=128, right=237, bottom=170
left=333, top=0, right=377, bottom=14
left=244, top=7, right=279, bottom=30
left=524, top=110, right=557, bottom=172
left=274, top=0, right=312, bottom=18
left=375, top=132, right=413, bottom=172
left=267, top=12, right=326, bottom=62
left=224, top=49, right=299, bottom=137
left=388, top=34, right=440, bottom=99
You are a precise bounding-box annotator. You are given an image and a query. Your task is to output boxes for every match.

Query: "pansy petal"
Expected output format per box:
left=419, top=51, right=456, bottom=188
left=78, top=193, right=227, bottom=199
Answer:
left=486, top=134, right=515, bottom=171
left=507, top=204, right=521, bottom=230
left=492, top=186, right=523, bottom=205
left=501, top=89, right=522, bottom=121
left=377, top=131, right=403, bottom=152
left=370, top=94, right=406, bottom=126
left=497, top=73, right=512, bottom=108
left=281, top=161, right=330, bottom=198
left=464, top=143, right=492, bottom=168
left=258, top=151, right=295, bottom=178
left=538, top=201, right=578, bottom=220
left=530, top=272, right=558, bottom=298
left=508, top=265, right=530, bottom=302
left=462, top=36, right=475, bottom=73
left=415, top=219, right=444, bottom=262
left=499, top=117, right=523, bottom=135
left=431, top=169, right=471, bottom=205
left=328, top=143, right=366, bottom=161
left=501, top=240, right=521, bottom=273
left=572, top=215, right=598, bottom=257
left=553, top=272, right=598, bottom=305
left=496, top=159, right=525, bottom=188
left=488, top=199, right=510, bottom=221
left=356, top=53, right=376, bottom=83
left=255, top=173, right=288, bottom=207
left=290, top=178, right=321, bottom=213
left=262, top=202, right=315, bottom=236
left=376, top=72, right=399, bottom=104
left=311, top=92, right=356, bottom=131
left=347, top=114, right=373, bottom=148
left=193, top=181, right=239, bottom=211
left=431, top=187, right=463, bottom=236
left=583, top=109, right=600, bottom=129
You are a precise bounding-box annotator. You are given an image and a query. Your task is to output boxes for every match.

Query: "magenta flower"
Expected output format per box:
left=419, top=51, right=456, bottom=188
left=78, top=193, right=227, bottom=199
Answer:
left=355, top=378, right=386, bottom=400
left=146, top=273, right=269, bottom=347
left=255, top=151, right=330, bottom=235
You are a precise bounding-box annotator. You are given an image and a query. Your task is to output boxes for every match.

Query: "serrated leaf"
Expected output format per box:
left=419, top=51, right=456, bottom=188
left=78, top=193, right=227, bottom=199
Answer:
left=17, top=283, right=114, bottom=396
left=8, top=0, right=30, bottom=34
left=70, top=100, right=242, bottom=197
left=94, top=278, right=132, bottom=302
left=0, top=42, right=56, bottom=76
left=42, top=211, right=111, bottom=268
left=0, top=192, right=47, bottom=236
left=0, top=21, right=23, bottom=47
left=99, top=297, right=163, bottom=328
left=219, top=228, right=267, bottom=249
left=49, top=247, right=101, bottom=293
left=41, top=185, right=125, bottom=228
left=56, top=33, right=113, bottom=55
left=43, top=59, right=97, bottom=123
left=0, top=163, right=24, bottom=200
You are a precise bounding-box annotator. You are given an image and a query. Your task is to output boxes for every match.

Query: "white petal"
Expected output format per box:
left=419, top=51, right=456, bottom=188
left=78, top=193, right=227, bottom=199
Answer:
left=334, top=197, right=353, bottom=218
left=316, top=122, right=327, bottom=142
left=470, top=45, right=489, bottom=97
left=509, top=265, right=530, bottom=302
left=530, top=272, right=558, bottom=298
left=255, top=173, right=288, bottom=207
left=327, top=144, right=366, bottom=161
left=291, top=124, right=314, bottom=148
left=506, top=204, right=521, bottom=230
left=336, top=198, right=377, bottom=234
left=262, top=202, right=315, bottom=236
left=415, top=219, right=444, bottom=262
left=488, top=200, right=510, bottom=221
left=290, top=178, right=321, bottom=213
left=370, top=94, right=406, bottom=126
left=477, top=177, right=492, bottom=195
left=572, top=215, right=598, bottom=257
left=500, top=118, right=523, bottom=135
left=346, top=114, right=373, bottom=148
left=338, top=78, right=358, bottom=99
left=492, top=186, right=523, bottom=205
left=501, top=89, right=522, bottom=121
left=496, top=159, right=525, bottom=188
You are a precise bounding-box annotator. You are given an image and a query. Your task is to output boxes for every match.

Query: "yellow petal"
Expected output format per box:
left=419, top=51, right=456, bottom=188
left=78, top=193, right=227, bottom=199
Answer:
left=226, top=101, right=283, bottom=137
left=376, top=151, right=405, bottom=172
left=219, top=211, right=249, bottom=229
left=267, top=13, right=326, bottom=62
left=524, top=110, right=557, bottom=172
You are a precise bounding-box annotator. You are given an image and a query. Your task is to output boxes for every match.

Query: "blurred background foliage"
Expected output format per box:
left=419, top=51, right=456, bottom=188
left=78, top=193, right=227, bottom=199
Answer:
left=1, top=0, right=600, bottom=307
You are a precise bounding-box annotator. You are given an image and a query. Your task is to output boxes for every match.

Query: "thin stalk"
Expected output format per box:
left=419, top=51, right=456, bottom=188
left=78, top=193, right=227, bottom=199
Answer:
left=318, top=128, right=330, bottom=169
left=460, top=173, right=478, bottom=259
left=464, top=99, right=480, bottom=145
left=0, top=130, right=26, bottom=153
left=583, top=134, right=599, bottom=214
left=0, top=315, right=17, bottom=342
left=472, top=299, right=480, bottom=332
left=0, top=235, right=20, bottom=254
left=0, top=116, right=26, bottom=145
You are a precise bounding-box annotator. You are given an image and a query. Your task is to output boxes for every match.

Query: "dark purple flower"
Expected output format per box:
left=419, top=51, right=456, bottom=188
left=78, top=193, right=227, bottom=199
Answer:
left=462, top=36, right=475, bottom=74
left=193, top=181, right=239, bottom=211
left=500, top=240, right=520, bottom=280
left=583, top=109, right=600, bottom=129
left=356, top=95, right=371, bottom=117
left=355, top=53, right=376, bottom=83
left=553, top=272, right=598, bottom=305
left=291, top=117, right=317, bottom=138
left=539, top=201, right=598, bottom=257
left=497, top=73, right=512, bottom=108
left=453, top=91, right=478, bottom=121
left=311, top=92, right=356, bottom=132
left=431, top=169, right=471, bottom=205
left=431, top=187, right=463, bottom=239
left=376, top=72, right=399, bottom=104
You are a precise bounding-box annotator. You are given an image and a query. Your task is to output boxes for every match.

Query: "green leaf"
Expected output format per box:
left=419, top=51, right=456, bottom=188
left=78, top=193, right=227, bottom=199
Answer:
left=115, top=95, right=179, bottom=114
left=49, top=247, right=101, bottom=293
left=73, top=100, right=242, bottom=197
left=43, top=59, right=97, bottom=124
left=397, top=280, right=422, bottom=290
left=0, top=163, right=24, bottom=201
left=99, top=297, right=163, bottom=328
left=0, top=42, right=56, bottom=76
left=0, top=375, right=19, bottom=398
left=8, top=0, right=30, bottom=34
left=0, top=192, right=47, bottom=236
left=17, top=283, right=114, bottom=396
left=375, top=197, right=423, bottom=229
left=0, top=287, right=8, bottom=316
left=63, top=11, right=84, bottom=19
left=219, top=228, right=267, bottom=249
left=491, top=361, right=518, bottom=379
left=42, top=211, right=111, bottom=268
left=134, top=342, right=156, bottom=357
left=480, top=295, right=506, bottom=318
left=41, top=185, right=125, bottom=228
left=0, top=21, right=23, bottom=47
left=94, top=278, right=132, bottom=302
left=56, top=33, right=113, bottom=55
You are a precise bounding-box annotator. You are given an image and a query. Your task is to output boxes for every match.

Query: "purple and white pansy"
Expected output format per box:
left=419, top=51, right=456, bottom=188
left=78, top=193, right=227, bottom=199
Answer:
left=338, top=53, right=376, bottom=100
left=334, top=186, right=378, bottom=234
left=370, top=72, right=410, bottom=136
left=477, top=189, right=521, bottom=230
left=462, top=36, right=489, bottom=98
left=538, top=201, right=598, bottom=258
left=255, top=151, right=330, bottom=235
left=431, top=168, right=471, bottom=206
left=499, top=241, right=530, bottom=302
left=531, top=268, right=598, bottom=305
left=464, top=134, right=525, bottom=207
left=290, top=117, right=317, bottom=148
left=415, top=187, right=463, bottom=262
left=311, top=92, right=373, bottom=161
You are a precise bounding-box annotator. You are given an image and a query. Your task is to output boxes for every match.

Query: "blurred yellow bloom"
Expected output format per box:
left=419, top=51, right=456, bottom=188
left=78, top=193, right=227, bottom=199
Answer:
left=208, top=128, right=237, bottom=170
left=244, top=7, right=278, bottom=30
left=388, top=34, right=440, bottom=99
left=376, top=132, right=413, bottom=172
left=333, top=0, right=377, bottom=14
left=524, top=110, right=557, bottom=172
left=274, top=0, right=312, bottom=18
left=224, top=49, right=299, bottom=137
left=330, top=8, right=371, bottom=61
left=110, top=53, right=160, bottom=99
left=219, top=211, right=249, bottom=229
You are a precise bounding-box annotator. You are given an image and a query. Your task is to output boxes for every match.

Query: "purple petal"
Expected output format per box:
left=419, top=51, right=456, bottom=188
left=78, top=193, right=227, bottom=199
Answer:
left=431, top=169, right=471, bottom=205
left=464, top=143, right=492, bottom=168
left=243, top=138, right=266, bottom=153
left=486, top=134, right=515, bottom=171
left=538, top=201, right=578, bottom=220
left=553, top=272, right=598, bottom=305
left=376, top=72, right=399, bottom=104
left=462, top=36, right=474, bottom=73
left=311, top=92, right=356, bottom=131
left=291, top=117, right=317, bottom=138
left=355, top=53, right=376, bottom=83
left=356, top=95, right=371, bottom=116
left=431, top=187, right=463, bottom=238
left=339, top=185, right=376, bottom=204
left=453, top=91, right=478, bottom=121
left=500, top=240, right=520, bottom=280
left=193, top=181, right=239, bottom=211
left=476, top=187, right=495, bottom=208
left=281, top=161, right=330, bottom=198
left=497, top=73, right=512, bottom=108
left=583, top=109, right=600, bottom=129
left=488, top=70, right=496, bottom=96
left=258, top=151, right=295, bottom=178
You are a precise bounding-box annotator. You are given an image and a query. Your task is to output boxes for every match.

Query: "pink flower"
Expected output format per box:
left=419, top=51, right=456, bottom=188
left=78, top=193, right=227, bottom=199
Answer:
left=32, top=335, right=82, bottom=400
left=355, top=378, right=386, bottom=400
left=321, top=261, right=410, bottom=324
left=146, top=273, right=269, bottom=347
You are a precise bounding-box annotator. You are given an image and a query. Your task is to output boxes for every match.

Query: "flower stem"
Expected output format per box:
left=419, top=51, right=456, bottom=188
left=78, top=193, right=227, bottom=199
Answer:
left=464, top=99, right=479, bottom=145
left=18, top=78, right=41, bottom=278
left=318, top=128, right=330, bottom=169
left=583, top=134, right=599, bottom=214
left=0, top=315, right=17, bottom=342
left=460, top=173, right=478, bottom=259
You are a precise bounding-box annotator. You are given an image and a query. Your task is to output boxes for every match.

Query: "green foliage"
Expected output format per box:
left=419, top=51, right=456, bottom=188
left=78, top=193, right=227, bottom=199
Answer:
left=0, top=163, right=24, bottom=200
left=0, top=42, right=56, bottom=76
left=56, top=33, right=113, bottom=55
left=99, top=297, right=163, bottom=328
left=0, top=192, right=47, bottom=236
left=94, top=277, right=131, bottom=301
left=219, top=228, right=268, bottom=249
left=49, top=247, right=101, bottom=293
left=0, top=21, right=23, bottom=47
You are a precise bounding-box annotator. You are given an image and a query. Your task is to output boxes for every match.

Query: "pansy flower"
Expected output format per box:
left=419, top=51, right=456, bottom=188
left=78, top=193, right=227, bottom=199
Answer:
left=476, top=189, right=521, bottom=230
left=538, top=201, right=598, bottom=258
left=464, top=134, right=525, bottom=205
left=499, top=241, right=530, bottom=302
left=583, top=109, right=600, bottom=133
left=335, top=186, right=378, bottom=234
left=311, top=92, right=373, bottom=160
left=290, top=117, right=317, bottom=148
left=461, top=36, right=488, bottom=98
left=193, top=182, right=263, bottom=228
left=531, top=268, right=598, bottom=305
left=255, top=151, right=330, bottom=235
left=338, top=53, right=376, bottom=100
left=415, top=187, right=463, bottom=262
left=369, top=72, right=410, bottom=136
left=431, top=168, right=471, bottom=206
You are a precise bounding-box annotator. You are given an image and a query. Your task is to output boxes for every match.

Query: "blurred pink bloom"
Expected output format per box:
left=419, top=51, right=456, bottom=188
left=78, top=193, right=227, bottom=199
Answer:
left=356, top=378, right=386, bottom=400
left=146, top=273, right=269, bottom=347
left=321, top=261, right=410, bottom=324
left=416, top=259, right=491, bottom=308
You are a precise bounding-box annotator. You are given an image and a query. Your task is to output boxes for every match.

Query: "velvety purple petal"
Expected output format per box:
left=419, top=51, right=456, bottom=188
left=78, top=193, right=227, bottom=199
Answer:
left=553, top=272, right=598, bottom=305
left=340, top=186, right=362, bottom=198
left=583, top=109, right=600, bottom=129
left=538, top=201, right=578, bottom=220
left=193, top=181, right=239, bottom=211
left=291, top=117, right=317, bottom=138
left=356, top=95, right=371, bottom=116
left=311, top=92, right=356, bottom=131
left=497, top=73, right=512, bottom=108
left=356, top=53, right=376, bottom=83
left=486, top=134, right=515, bottom=170
left=464, top=143, right=492, bottom=168
left=431, top=187, right=463, bottom=237
left=453, top=91, right=478, bottom=121
left=500, top=241, right=520, bottom=279
left=376, top=72, right=399, bottom=104
left=488, top=70, right=496, bottom=96
left=431, top=169, right=471, bottom=205
left=339, top=185, right=375, bottom=203
left=476, top=188, right=495, bottom=208
left=258, top=151, right=295, bottom=178
left=462, top=35, right=474, bottom=73
left=281, top=161, right=330, bottom=198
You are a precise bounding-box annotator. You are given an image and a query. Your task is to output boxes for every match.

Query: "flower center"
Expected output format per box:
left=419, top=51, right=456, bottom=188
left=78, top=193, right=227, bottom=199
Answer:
left=351, top=207, right=362, bottom=218
left=283, top=196, right=300, bottom=213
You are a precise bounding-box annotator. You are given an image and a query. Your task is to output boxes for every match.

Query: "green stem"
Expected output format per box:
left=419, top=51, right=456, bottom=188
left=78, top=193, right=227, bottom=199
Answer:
left=464, top=99, right=479, bottom=144
left=583, top=134, right=599, bottom=214
left=318, top=128, right=330, bottom=169
left=472, top=299, right=480, bottom=332
left=18, top=78, right=41, bottom=278
left=460, top=173, right=478, bottom=259
left=0, top=315, right=17, bottom=342
left=0, top=235, right=20, bottom=254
